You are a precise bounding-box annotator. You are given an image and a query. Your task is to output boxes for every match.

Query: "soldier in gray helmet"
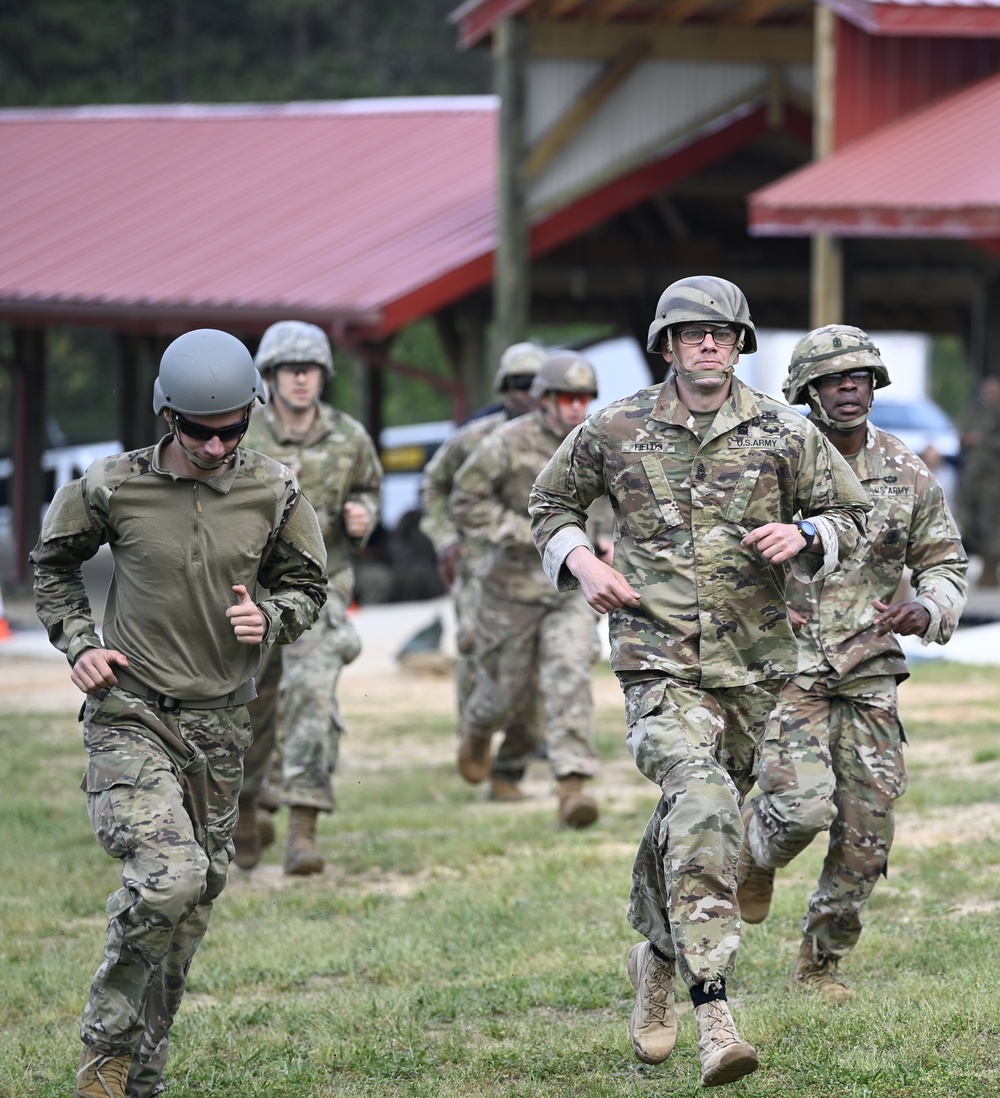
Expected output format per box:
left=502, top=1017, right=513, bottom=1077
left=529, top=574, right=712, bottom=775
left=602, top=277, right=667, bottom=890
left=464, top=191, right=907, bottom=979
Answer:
left=737, top=324, right=967, bottom=1001
left=450, top=351, right=611, bottom=825
left=419, top=341, right=547, bottom=802
left=30, top=328, right=327, bottom=1098
left=529, top=277, right=871, bottom=1087
left=236, top=320, right=382, bottom=876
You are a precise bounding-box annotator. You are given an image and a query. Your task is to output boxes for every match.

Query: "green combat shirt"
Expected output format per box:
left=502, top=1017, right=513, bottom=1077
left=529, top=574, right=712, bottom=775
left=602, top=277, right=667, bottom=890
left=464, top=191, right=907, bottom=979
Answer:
left=242, top=401, right=382, bottom=609
left=790, top=423, right=968, bottom=685
left=528, top=375, right=872, bottom=688
left=31, top=438, right=328, bottom=702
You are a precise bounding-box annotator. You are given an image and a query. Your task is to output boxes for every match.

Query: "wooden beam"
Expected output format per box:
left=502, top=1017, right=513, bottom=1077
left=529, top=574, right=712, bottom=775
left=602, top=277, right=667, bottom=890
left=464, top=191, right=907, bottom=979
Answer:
left=526, top=38, right=652, bottom=181
left=528, top=20, right=813, bottom=62
left=590, top=0, right=636, bottom=19
left=9, top=328, right=46, bottom=590
left=655, top=0, right=716, bottom=25
left=729, top=0, right=795, bottom=26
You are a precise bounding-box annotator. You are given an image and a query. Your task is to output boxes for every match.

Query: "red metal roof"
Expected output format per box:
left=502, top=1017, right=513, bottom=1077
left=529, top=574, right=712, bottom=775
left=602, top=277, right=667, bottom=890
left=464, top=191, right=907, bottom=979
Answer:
left=748, top=71, right=1000, bottom=237
left=0, top=99, right=498, bottom=339
left=826, top=0, right=1000, bottom=36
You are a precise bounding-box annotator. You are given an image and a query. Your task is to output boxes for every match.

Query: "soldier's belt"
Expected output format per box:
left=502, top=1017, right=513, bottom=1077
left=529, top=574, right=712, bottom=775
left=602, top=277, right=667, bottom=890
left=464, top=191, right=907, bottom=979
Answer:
left=113, top=669, right=257, bottom=711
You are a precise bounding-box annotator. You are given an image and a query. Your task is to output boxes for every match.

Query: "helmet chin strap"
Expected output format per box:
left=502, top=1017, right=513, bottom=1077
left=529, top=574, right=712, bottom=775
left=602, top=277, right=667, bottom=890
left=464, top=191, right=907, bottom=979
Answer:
left=666, top=331, right=742, bottom=385
left=806, top=384, right=873, bottom=432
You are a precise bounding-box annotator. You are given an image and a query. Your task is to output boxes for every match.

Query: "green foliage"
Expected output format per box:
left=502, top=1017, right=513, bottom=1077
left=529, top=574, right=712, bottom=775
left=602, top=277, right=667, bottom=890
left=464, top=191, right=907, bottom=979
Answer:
left=930, top=335, right=973, bottom=422
left=0, top=0, right=490, bottom=107
left=3, top=660, right=1000, bottom=1096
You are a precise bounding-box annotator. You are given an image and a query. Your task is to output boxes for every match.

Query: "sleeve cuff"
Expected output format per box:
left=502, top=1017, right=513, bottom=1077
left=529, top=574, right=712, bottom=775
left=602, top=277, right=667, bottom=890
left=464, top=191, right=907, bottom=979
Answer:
left=541, top=526, right=592, bottom=591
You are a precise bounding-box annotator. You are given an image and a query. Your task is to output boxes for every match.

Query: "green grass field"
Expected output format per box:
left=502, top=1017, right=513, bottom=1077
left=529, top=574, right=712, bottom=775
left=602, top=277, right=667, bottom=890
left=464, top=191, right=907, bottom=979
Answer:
left=2, top=659, right=999, bottom=1097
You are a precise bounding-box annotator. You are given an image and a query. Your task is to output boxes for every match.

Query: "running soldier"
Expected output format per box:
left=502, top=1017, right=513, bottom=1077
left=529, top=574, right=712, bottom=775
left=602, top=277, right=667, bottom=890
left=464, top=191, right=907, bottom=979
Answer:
left=419, top=342, right=546, bottom=801
left=529, top=277, right=871, bottom=1087
left=32, top=329, right=327, bottom=1098
left=737, top=324, right=968, bottom=1000
left=451, top=351, right=610, bottom=825
left=238, top=320, right=382, bottom=875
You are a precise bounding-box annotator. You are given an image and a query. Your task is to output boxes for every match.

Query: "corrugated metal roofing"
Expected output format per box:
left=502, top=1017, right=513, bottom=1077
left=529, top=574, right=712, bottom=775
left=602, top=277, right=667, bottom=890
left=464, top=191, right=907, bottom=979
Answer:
left=748, top=71, right=1000, bottom=237
left=826, top=0, right=1000, bottom=36
left=0, top=98, right=498, bottom=338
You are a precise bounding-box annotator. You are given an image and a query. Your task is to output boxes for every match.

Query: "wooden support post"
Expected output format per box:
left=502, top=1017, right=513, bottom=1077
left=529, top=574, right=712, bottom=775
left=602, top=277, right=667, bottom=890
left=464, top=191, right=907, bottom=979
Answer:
left=10, top=328, right=46, bottom=590
left=810, top=3, right=842, bottom=328
left=494, top=16, right=530, bottom=367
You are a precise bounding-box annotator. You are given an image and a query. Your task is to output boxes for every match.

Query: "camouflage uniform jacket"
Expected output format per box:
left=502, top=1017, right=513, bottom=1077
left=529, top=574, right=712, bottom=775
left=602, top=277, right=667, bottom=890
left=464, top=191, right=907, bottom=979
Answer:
left=790, top=423, right=968, bottom=685
left=451, top=408, right=583, bottom=606
left=242, top=400, right=382, bottom=609
left=419, top=411, right=506, bottom=555
left=529, top=375, right=871, bottom=688
left=31, top=438, right=327, bottom=701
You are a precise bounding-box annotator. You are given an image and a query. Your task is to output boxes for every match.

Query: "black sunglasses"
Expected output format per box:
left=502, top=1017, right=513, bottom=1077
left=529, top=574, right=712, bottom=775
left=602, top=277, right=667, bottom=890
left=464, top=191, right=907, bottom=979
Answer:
left=173, top=411, right=250, bottom=442
left=505, top=375, right=535, bottom=392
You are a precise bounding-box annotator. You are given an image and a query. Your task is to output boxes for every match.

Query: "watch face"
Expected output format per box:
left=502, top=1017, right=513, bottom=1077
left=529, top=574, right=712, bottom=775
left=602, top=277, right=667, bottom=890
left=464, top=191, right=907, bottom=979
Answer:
left=799, top=520, right=816, bottom=537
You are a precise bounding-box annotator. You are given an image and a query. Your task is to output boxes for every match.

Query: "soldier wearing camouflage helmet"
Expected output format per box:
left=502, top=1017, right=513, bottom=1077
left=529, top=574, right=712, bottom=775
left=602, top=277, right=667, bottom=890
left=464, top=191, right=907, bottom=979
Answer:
left=30, top=329, right=328, bottom=1098
left=237, top=320, right=382, bottom=876
left=529, top=278, right=872, bottom=1086
left=737, top=324, right=967, bottom=1001
left=419, top=342, right=547, bottom=802
left=450, top=350, right=611, bottom=824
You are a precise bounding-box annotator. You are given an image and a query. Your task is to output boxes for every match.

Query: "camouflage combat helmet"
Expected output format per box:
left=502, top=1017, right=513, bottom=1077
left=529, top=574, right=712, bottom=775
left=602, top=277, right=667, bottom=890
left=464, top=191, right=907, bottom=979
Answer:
left=153, top=329, right=266, bottom=415
left=783, top=324, right=890, bottom=406
left=254, top=320, right=334, bottom=378
left=529, top=351, right=599, bottom=400
left=646, top=275, right=757, bottom=355
left=493, top=341, right=547, bottom=392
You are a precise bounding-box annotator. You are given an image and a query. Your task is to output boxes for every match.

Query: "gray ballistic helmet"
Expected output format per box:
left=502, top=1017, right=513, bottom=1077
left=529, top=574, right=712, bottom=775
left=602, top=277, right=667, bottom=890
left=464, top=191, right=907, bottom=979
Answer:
left=493, top=341, right=547, bottom=392
left=153, top=329, right=266, bottom=415
left=646, top=275, right=757, bottom=354
left=529, top=351, right=599, bottom=401
left=254, top=320, right=334, bottom=378
left=783, top=324, right=891, bottom=406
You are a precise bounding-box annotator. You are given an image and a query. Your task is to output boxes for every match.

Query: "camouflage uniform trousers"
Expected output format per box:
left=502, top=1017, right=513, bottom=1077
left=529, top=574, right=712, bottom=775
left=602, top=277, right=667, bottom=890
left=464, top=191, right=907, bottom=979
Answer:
left=243, top=600, right=361, bottom=812
left=744, top=675, right=907, bottom=958
left=452, top=564, right=543, bottom=781
left=464, top=584, right=601, bottom=781
left=78, top=687, right=251, bottom=1098
left=624, top=675, right=777, bottom=989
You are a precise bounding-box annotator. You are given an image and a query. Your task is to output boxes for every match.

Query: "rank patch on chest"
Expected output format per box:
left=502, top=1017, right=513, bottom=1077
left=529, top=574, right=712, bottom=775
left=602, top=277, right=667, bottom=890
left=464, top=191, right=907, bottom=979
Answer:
left=622, top=440, right=674, bottom=453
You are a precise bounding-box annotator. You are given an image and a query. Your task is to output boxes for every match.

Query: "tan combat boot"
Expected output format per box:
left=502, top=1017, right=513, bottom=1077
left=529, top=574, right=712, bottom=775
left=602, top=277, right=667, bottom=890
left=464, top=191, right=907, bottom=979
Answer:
left=736, top=805, right=775, bottom=924
left=694, top=1000, right=760, bottom=1088
left=488, top=777, right=524, bottom=802
left=75, top=1046, right=131, bottom=1098
left=791, top=938, right=856, bottom=1004
left=626, top=942, right=677, bottom=1064
left=457, top=727, right=492, bottom=784
left=556, top=775, right=599, bottom=829
left=283, top=806, right=325, bottom=876
left=233, top=795, right=261, bottom=870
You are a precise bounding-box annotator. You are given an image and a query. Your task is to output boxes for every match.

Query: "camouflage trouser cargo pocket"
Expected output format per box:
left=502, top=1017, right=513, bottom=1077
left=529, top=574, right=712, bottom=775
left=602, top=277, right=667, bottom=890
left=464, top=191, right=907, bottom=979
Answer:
left=83, top=749, right=151, bottom=860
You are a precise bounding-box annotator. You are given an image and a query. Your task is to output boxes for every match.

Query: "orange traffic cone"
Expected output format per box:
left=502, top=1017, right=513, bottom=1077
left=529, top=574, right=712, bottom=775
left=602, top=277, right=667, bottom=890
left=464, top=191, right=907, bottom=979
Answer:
left=0, top=586, right=13, bottom=640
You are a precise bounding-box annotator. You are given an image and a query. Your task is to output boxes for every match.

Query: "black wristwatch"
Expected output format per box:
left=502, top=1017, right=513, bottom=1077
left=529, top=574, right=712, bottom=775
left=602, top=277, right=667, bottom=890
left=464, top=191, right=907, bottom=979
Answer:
left=795, top=519, right=817, bottom=551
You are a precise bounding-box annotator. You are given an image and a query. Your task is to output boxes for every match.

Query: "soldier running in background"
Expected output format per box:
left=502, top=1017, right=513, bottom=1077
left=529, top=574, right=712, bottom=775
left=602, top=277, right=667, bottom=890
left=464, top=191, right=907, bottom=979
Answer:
left=238, top=321, right=382, bottom=875
left=419, top=342, right=547, bottom=802
left=451, top=351, right=611, bottom=825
